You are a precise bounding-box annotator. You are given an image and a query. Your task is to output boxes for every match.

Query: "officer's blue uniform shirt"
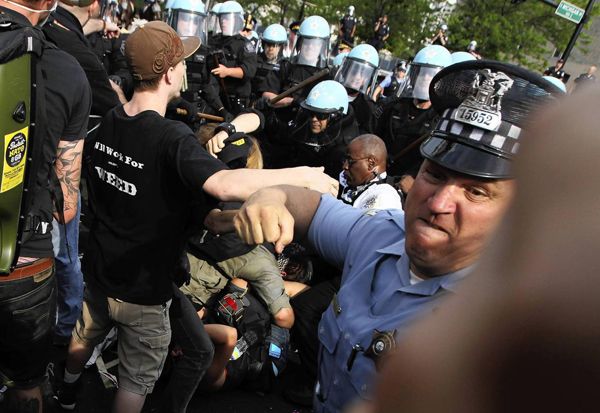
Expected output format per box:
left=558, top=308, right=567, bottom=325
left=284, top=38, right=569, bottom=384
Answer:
left=308, top=195, right=470, bottom=413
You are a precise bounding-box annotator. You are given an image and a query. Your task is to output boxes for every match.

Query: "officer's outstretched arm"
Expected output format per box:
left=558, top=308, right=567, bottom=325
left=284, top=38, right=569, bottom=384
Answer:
left=234, top=185, right=321, bottom=253
left=54, top=139, right=84, bottom=223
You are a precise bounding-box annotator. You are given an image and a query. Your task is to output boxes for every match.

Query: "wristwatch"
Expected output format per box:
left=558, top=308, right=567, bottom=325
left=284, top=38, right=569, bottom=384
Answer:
left=215, top=122, right=236, bottom=137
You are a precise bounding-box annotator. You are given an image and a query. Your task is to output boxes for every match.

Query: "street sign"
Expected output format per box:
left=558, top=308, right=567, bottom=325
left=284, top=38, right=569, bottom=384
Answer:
left=555, top=0, right=585, bottom=24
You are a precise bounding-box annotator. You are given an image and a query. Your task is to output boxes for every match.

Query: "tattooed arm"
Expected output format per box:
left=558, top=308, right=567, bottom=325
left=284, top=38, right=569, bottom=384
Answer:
left=54, top=139, right=84, bottom=223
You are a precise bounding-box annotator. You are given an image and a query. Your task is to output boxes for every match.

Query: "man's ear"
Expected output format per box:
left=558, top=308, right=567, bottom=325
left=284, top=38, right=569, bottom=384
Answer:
left=368, top=157, right=376, bottom=170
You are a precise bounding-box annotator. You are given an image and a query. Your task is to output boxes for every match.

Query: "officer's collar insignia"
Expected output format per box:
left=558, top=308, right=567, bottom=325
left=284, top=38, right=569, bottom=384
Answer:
left=453, top=68, right=514, bottom=132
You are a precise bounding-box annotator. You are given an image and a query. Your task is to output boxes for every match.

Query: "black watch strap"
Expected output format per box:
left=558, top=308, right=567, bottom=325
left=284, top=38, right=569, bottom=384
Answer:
left=215, top=122, right=236, bottom=136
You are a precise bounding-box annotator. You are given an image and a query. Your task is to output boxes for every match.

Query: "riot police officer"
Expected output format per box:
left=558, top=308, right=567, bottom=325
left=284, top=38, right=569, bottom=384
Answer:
left=376, top=44, right=452, bottom=176
left=372, top=61, right=408, bottom=102
left=285, top=80, right=360, bottom=177
left=334, top=43, right=380, bottom=134
left=263, top=15, right=332, bottom=107
left=167, top=0, right=217, bottom=125
left=252, top=23, right=287, bottom=103
left=207, top=0, right=257, bottom=117
left=207, top=2, right=221, bottom=38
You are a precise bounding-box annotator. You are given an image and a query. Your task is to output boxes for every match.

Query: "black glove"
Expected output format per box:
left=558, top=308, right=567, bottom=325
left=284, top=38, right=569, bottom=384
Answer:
left=218, top=107, right=234, bottom=122
left=253, top=96, right=272, bottom=112
left=167, top=98, right=197, bottom=124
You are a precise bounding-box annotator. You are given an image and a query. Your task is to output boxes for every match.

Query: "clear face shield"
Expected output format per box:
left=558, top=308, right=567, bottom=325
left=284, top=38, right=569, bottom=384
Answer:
left=295, top=37, right=329, bottom=68
left=172, top=10, right=208, bottom=45
left=219, top=12, right=244, bottom=36
left=400, top=64, right=443, bottom=101
left=208, top=12, right=221, bottom=34
left=259, top=41, right=283, bottom=62
left=335, top=59, right=377, bottom=96
left=290, top=107, right=343, bottom=147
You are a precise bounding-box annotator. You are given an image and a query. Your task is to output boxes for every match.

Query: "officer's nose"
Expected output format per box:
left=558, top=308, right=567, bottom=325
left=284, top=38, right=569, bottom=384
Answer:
left=427, top=184, right=458, bottom=214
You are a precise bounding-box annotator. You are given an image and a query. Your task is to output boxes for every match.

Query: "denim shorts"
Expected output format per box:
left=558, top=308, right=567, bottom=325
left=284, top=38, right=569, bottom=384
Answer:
left=0, top=264, right=56, bottom=389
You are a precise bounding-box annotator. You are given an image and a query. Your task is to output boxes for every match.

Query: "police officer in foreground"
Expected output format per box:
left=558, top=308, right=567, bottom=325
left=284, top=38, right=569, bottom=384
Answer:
left=207, top=0, right=257, bottom=118
left=232, top=60, right=563, bottom=413
left=376, top=44, right=452, bottom=176
left=334, top=43, right=380, bottom=134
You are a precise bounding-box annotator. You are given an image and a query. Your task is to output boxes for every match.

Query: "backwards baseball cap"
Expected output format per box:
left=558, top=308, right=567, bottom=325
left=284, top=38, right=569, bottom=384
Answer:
left=421, top=60, right=562, bottom=179
left=217, top=133, right=253, bottom=168
left=125, top=21, right=200, bottom=81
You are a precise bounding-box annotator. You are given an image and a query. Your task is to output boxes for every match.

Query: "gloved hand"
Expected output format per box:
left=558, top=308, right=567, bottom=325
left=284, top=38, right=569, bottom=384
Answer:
left=218, top=107, right=234, bottom=122
left=167, top=98, right=197, bottom=124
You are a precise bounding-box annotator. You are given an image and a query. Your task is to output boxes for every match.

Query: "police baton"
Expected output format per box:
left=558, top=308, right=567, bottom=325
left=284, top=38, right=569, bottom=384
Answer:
left=269, top=68, right=330, bottom=105
left=390, top=131, right=431, bottom=164
left=175, top=108, right=225, bottom=122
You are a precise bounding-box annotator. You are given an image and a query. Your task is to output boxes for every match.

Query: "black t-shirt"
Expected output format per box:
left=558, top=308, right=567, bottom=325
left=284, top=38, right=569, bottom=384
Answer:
left=0, top=7, right=92, bottom=258
left=44, top=7, right=120, bottom=117
left=83, top=106, right=227, bottom=305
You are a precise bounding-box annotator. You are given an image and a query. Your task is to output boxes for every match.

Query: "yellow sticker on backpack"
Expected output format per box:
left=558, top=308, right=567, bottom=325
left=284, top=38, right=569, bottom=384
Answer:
left=1, top=127, right=29, bottom=193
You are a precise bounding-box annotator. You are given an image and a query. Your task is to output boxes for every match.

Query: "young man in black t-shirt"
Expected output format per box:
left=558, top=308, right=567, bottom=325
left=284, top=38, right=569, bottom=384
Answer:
left=58, top=21, right=337, bottom=413
left=0, top=0, right=91, bottom=410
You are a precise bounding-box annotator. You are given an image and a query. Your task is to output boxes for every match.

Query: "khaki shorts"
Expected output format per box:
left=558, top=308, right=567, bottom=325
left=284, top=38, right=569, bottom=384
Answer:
left=181, top=245, right=290, bottom=316
left=72, top=284, right=171, bottom=395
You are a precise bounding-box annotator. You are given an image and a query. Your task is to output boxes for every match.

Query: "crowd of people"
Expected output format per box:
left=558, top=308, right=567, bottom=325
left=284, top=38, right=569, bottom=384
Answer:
left=0, top=1, right=597, bottom=413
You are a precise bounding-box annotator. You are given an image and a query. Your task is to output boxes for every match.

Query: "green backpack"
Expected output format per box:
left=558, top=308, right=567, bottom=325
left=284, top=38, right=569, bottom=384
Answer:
left=0, top=11, right=53, bottom=273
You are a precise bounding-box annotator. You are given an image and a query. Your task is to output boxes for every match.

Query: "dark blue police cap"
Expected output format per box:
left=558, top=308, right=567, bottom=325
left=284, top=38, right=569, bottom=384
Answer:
left=421, top=60, right=564, bottom=179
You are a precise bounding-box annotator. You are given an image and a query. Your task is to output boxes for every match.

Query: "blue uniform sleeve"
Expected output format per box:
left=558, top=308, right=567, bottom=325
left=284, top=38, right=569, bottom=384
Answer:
left=307, top=195, right=364, bottom=269
left=379, top=75, right=392, bottom=89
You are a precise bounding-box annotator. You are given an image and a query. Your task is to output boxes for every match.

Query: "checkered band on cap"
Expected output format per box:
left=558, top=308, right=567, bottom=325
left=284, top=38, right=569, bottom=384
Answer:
left=436, top=108, right=522, bottom=156
left=428, top=60, right=561, bottom=159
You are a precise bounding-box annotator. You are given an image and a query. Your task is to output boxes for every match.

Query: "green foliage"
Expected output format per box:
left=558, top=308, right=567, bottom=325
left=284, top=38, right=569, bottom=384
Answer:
left=447, top=0, right=598, bottom=70
left=237, top=0, right=597, bottom=69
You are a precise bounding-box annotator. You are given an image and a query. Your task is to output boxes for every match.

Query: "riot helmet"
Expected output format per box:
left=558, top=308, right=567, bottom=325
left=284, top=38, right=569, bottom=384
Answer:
left=450, top=51, right=476, bottom=65
left=543, top=75, right=567, bottom=93
left=331, top=51, right=349, bottom=70
left=208, top=2, right=222, bottom=34
left=260, top=24, right=287, bottom=61
left=401, top=44, right=451, bottom=101
left=169, top=0, right=207, bottom=45
left=348, top=5, right=354, bottom=16
left=294, top=15, right=330, bottom=68
left=335, top=43, right=379, bottom=97
left=422, top=60, right=562, bottom=179
left=291, top=80, right=349, bottom=147
left=217, top=0, right=243, bottom=36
